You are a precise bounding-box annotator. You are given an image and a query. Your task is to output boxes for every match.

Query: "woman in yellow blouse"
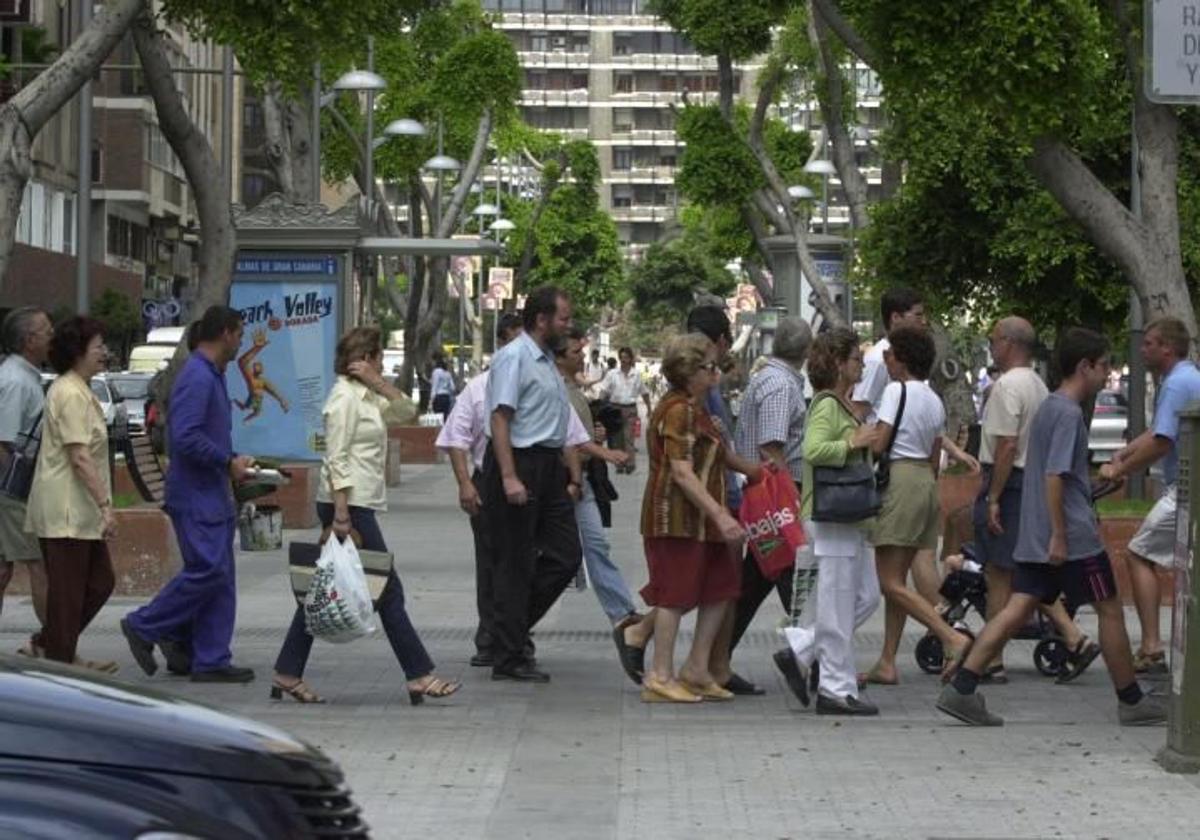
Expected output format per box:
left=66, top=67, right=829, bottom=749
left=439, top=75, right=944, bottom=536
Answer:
left=271, top=327, right=461, bottom=705
left=25, top=317, right=117, bottom=671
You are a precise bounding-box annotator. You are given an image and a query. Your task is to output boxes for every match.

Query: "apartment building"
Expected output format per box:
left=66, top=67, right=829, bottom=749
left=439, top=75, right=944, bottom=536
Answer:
left=0, top=1, right=240, bottom=325
left=483, top=0, right=884, bottom=258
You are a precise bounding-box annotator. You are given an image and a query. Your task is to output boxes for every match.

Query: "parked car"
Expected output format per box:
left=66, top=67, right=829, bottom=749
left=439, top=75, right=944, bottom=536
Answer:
left=40, top=372, right=130, bottom=440
left=1089, top=389, right=1128, bottom=463
left=106, top=371, right=154, bottom=433
left=127, top=343, right=177, bottom=373
left=0, top=654, right=369, bottom=838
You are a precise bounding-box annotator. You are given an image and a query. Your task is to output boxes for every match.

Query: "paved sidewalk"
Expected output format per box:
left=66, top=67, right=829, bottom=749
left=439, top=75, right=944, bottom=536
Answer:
left=3, top=463, right=1199, bottom=839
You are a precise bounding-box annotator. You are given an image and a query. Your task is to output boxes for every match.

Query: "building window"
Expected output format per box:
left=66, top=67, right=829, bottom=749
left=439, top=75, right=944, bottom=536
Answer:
left=612, top=185, right=632, bottom=208
left=612, top=147, right=632, bottom=170
left=613, top=108, right=633, bottom=132
left=614, top=73, right=632, bottom=93
left=530, top=31, right=548, bottom=51
left=107, top=215, right=148, bottom=262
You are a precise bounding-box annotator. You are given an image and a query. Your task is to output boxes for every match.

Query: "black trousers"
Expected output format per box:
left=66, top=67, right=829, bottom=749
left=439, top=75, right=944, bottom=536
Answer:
left=730, top=544, right=794, bottom=653
left=482, top=443, right=581, bottom=670
left=469, top=470, right=495, bottom=655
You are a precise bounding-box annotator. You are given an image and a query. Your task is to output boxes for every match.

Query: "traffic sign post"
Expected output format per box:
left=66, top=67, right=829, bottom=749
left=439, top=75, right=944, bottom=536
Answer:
left=1147, top=0, right=1200, bottom=103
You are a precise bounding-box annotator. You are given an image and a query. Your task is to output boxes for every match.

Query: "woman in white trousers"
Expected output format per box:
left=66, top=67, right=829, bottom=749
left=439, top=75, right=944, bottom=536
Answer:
left=777, top=328, right=881, bottom=715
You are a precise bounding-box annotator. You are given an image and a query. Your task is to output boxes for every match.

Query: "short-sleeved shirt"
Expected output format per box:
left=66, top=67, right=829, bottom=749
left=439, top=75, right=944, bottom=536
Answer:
left=1152, top=360, right=1200, bottom=486
left=852, top=337, right=890, bottom=422
left=1013, top=392, right=1103, bottom=563
left=25, top=372, right=111, bottom=540
left=877, top=380, right=945, bottom=460
left=431, top=367, right=455, bottom=398
left=734, top=358, right=806, bottom=482
left=641, top=391, right=726, bottom=542
left=601, top=367, right=646, bottom=405
left=0, top=354, right=44, bottom=447
left=705, top=384, right=740, bottom=510
left=485, top=332, right=571, bottom=448
left=978, top=366, right=1049, bottom=469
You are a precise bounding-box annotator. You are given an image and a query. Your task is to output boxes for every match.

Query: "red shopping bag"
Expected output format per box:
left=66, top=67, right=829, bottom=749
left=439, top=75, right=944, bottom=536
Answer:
left=738, top=465, right=806, bottom=580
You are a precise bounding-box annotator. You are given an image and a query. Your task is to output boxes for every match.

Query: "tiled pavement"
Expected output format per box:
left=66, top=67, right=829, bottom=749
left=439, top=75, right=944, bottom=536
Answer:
left=3, top=463, right=1199, bottom=839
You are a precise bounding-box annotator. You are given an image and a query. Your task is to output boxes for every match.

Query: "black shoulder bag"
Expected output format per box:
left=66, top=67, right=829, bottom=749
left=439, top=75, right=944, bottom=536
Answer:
left=0, top=410, right=43, bottom=502
left=810, top=394, right=881, bottom=523
left=874, top=382, right=907, bottom=493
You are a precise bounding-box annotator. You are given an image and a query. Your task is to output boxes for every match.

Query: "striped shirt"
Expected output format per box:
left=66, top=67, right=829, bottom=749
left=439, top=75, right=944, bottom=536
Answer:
left=640, top=391, right=726, bottom=542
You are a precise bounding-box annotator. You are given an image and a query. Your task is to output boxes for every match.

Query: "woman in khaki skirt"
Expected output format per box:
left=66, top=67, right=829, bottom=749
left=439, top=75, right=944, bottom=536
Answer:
left=865, top=326, right=972, bottom=683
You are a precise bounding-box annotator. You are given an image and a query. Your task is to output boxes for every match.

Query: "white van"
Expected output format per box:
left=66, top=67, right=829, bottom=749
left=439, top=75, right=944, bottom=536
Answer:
left=146, top=326, right=186, bottom=346
left=128, top=344, right=177, bottom=372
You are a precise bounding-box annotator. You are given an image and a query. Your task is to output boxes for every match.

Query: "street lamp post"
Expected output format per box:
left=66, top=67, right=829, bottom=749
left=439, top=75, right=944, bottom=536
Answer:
left=423, top=119, right=462, bottom=374
left=488, top=217, right=515, bottom=352
left=803, top=158, right=836, bottom=235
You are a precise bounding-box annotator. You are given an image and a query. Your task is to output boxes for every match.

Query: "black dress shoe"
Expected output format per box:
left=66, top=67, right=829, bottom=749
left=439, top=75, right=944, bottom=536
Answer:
left=491, top=663, right=551, bottom=683
left=191, top=665, right=256, bottom=683
left=772, top=649, right=810, bottom=707
left=158, top=639, right=192, bottom=676
left=120, top=618, right=158, bottom=676
left=722, top=672, right=766, bottom=696
left=816, top=692, right=879, bottom=716
left=470, top=651, right=495, bottom=667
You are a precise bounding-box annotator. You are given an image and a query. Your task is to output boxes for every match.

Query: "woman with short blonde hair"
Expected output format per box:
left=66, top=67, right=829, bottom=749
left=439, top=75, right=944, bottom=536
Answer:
left=637, top=333, right=762, bottom=703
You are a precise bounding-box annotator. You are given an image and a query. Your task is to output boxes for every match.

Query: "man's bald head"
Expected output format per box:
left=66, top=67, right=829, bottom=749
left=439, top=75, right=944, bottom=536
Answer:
left=990, top=316, right=1036, bottom=371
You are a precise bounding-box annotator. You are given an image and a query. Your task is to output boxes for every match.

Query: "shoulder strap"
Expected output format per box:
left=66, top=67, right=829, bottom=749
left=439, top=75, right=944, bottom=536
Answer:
left=812, top=390, right=861, bottom=425
left=885, top=382, right=907, bottom=455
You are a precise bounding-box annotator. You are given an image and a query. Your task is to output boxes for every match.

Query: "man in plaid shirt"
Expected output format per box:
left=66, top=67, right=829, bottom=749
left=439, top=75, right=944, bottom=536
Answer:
left=715, top=317, right=813, bottom=687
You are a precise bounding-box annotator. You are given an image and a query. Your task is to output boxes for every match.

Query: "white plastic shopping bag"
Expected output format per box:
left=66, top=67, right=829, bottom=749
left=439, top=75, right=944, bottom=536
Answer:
left=303, top=536, right=377, bottom=643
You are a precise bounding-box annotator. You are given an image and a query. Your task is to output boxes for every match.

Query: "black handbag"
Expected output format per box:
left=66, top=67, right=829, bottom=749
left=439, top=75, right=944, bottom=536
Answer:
left=0, top=410, right=42, bottom=502
left=810, top=395, right=881, bottom=523
left=874, top=382, right=907, bottom=494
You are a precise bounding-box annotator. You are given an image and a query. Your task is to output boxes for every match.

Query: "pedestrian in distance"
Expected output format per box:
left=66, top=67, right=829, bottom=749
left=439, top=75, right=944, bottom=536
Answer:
left=937, top=327, right=1166, bottom=727
left=24, top=316, right=118, bottom=672
left=482, top=285, right=588, bottom=683
left=637, top=333, right=763, bottom=704
left=729, top=316, right=812, bottom=657
left=1099, top=316, right=1200, bottom=676
left=0, top=306, right=52, bottom=633
left=598, top=346, right=652, bottom=474
left=973, top=316, right=1098, bottom=684
left=436, top=312, right=525, bottom=667
left=122, top=306, right=257, bottom=683
left=784, top=328, right=882, bottom=716
left=430, top=354, right=455, bottom=421
left=271, top=326, right=460, bottom=705
left=864, top=326, right=973, bottom=684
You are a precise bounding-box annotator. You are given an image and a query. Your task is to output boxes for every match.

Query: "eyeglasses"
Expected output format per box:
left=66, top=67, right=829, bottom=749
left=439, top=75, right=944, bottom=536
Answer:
left=701, top=361, right=720, bottom=373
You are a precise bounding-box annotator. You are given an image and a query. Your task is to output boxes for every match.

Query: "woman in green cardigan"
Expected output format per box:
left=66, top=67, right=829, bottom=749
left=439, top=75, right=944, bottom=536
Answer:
left=793, top=328, right=882, bottom=716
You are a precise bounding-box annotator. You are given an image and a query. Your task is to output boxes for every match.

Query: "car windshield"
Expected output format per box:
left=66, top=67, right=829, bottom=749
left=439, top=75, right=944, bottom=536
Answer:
left=90, top=381, right=109, bottom=403
left=110, top=377, right=150, bottom=400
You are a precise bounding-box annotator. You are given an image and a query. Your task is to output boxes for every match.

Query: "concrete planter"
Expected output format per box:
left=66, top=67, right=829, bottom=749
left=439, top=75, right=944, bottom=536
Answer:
left=253, top=462, right=319, bottom=529
left=389, top=425, right=443, bottom=465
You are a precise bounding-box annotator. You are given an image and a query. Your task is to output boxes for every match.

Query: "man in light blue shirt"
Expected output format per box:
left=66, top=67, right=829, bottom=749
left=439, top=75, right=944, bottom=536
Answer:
left=1101, top=316, right=1200, bottom=674
left=482, top=285, right=583, bottom=683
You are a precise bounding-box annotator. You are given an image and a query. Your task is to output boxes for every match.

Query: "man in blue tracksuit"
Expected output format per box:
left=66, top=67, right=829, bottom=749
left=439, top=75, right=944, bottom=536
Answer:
left=122, top=305, right=257, bottom=682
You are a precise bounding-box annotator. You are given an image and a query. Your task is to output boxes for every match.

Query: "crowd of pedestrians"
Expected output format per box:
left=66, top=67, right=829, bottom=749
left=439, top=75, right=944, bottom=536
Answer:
left=0, top=287, right=1188, bottom=731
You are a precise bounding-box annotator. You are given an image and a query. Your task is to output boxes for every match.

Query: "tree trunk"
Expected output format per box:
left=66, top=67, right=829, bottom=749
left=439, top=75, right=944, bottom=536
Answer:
left=745, top=66, right=847, bottom=328
left=260, top=86, right=315, bottom=203
left=516, top=152, right=566, bottom=286
left=928, top=324, right=977, bottom=447
left=133, top=11, right=237, bottom=410
left=811, top=0, right=880, bottom=68
left=808, top=0, right=871, bottom=231
left=0, top=0, right=145, bottom=283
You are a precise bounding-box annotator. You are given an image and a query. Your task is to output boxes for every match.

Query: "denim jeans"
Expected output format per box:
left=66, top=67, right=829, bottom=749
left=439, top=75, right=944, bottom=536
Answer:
left=576, top=479, right=636, bottom=624
left=274, top=503, right=434, bottom=681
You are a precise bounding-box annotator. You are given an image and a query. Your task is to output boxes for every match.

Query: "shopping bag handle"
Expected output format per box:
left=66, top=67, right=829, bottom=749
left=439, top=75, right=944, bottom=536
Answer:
left=318, top=526, right=363, bottom=548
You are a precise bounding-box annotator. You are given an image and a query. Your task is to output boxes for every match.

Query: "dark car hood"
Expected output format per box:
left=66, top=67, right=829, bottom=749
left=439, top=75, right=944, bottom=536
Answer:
left=0, top=655, right=336, bottom=786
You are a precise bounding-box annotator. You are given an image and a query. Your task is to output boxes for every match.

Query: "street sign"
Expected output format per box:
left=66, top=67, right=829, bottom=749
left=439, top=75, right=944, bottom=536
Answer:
left=1147, top=0, right=1200, bottom=103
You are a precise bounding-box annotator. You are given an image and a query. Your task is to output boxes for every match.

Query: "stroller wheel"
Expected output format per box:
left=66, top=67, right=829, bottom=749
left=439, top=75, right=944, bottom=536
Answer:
left=1034, top=637, right=1069, bottom=677
left=915, top=633, right=944, bottom=674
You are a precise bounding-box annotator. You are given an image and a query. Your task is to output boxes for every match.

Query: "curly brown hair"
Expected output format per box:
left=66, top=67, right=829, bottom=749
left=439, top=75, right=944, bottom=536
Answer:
left=334, top=326, right=382, bottom=375
left=662, top=333, right=713, bottom=390
left=807, top=327, right=860, bottom=391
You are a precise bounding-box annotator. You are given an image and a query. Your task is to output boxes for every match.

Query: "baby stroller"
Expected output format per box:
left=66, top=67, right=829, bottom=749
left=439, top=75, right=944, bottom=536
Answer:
left=914, top=479, right=1122, bottom=677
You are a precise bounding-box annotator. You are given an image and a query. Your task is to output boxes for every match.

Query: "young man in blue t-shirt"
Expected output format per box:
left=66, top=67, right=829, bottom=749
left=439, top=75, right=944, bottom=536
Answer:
left=1100, top=317, right=1200, bottom=674
left=937, top=328, right=1165, bottom=727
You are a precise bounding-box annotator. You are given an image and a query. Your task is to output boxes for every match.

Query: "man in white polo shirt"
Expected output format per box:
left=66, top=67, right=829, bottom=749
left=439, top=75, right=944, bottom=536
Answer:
left=599, top=346, right=652, bottom=474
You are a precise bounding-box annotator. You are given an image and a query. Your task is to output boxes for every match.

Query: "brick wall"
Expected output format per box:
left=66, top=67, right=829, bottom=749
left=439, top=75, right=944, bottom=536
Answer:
left=2, top=243, right=142, bottom=311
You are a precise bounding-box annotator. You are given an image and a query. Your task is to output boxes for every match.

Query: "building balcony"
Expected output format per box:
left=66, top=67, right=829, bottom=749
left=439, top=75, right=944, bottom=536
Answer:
left=520, top=89, right=590, bottom=106
left=517, top=50, right=591, bottom=68
left=608, top=165, right=676, bottom=182
left=609, top=204, right=675, bottom=223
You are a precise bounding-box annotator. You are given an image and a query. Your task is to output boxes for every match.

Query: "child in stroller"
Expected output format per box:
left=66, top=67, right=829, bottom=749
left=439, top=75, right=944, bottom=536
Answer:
left=915, top=479, right=1120, bottom=681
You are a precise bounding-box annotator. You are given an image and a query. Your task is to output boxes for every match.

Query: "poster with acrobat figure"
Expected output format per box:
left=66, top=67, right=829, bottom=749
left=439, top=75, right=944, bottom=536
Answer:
left=233, top=328, right=292, bottom=422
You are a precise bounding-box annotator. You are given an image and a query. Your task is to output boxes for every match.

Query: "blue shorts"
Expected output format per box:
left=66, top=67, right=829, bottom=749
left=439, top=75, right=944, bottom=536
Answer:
left=1012, top=552, right=1117, bottom=613
left=972, top=466, right=1023, bottom=571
